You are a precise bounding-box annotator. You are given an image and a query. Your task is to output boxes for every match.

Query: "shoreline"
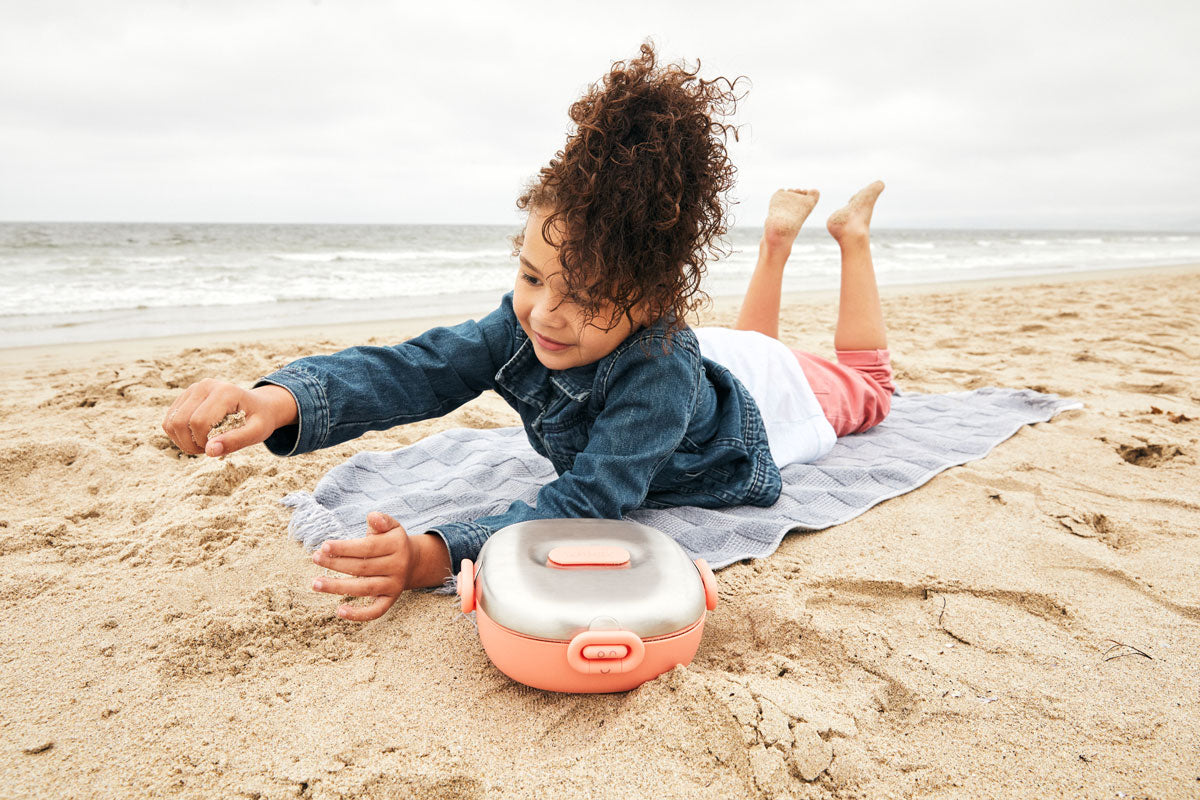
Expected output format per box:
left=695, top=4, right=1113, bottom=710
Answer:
left=3, top=261, right=1197, bottom=373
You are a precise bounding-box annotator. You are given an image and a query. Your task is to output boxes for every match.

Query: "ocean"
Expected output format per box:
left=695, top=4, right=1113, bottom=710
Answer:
left=1, top=222, right=1198, bottom=348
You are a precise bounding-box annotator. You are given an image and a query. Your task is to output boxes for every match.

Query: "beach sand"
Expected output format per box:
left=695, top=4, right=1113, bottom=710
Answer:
left=1, top=264, right=1198, bottom=799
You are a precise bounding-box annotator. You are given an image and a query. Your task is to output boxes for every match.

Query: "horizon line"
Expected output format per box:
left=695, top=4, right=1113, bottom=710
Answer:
left=1, top=220, right=1197, bottom=234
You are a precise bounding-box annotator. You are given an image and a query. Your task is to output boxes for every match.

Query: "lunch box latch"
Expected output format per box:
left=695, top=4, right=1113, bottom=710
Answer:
left=566, top=630, right=645, bottom=675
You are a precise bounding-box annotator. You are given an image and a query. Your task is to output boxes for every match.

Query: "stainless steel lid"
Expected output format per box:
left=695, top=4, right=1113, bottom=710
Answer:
left=474, top=518, right=706, bottom=641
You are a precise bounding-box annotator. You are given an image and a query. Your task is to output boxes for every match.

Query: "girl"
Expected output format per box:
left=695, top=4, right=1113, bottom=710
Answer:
left=161, top=43, right=893, bottom=621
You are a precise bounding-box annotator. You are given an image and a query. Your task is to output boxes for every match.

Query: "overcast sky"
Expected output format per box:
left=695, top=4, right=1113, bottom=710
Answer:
left=2, top=1, right=1198, bottom=229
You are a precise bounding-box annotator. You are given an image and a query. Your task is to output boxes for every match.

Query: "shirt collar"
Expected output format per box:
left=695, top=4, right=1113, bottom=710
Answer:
left=494, top=315, right=673, bottom=406
left=494, top=333, right=597, bottom=406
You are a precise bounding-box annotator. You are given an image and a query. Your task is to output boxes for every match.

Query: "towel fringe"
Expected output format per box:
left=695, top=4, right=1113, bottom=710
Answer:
left=281, top=491, right=350, bottom=550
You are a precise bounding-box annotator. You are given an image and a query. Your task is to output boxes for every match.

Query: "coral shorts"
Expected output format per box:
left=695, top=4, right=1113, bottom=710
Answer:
left=791, top=348, right=895, bottom=437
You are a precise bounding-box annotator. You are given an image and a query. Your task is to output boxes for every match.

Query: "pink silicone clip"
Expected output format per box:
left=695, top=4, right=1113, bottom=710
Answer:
left=566, top=630, right=646, bottom=675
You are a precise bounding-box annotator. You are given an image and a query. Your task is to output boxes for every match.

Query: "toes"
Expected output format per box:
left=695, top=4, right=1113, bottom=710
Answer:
left=848, top=180, right=885, bottom=207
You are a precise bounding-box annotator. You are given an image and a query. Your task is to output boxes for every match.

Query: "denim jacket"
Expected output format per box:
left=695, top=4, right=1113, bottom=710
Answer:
left=254, top=292, right=782, bottom=574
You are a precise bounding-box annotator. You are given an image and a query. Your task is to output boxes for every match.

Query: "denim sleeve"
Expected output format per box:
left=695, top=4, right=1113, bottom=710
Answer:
left=428, top=336, right=701, bottom=574
left=253, top=295, right=517, bottom=456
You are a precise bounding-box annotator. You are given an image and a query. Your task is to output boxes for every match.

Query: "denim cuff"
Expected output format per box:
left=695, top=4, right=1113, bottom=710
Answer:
left=427, top=520, right=493, bottom=575
left=253, top=366, right=330, bottom=456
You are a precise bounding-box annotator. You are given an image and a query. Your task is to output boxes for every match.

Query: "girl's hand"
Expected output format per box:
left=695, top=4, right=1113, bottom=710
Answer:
left=162, top=379, right=296, bottom=457
left=310, top=512, right=421, bottom=622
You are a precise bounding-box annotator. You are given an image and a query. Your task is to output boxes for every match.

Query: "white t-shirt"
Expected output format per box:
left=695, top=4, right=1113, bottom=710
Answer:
left=692, top=327, right=836, bottom=467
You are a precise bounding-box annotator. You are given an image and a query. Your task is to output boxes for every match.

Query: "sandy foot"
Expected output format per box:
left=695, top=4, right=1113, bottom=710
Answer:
left=827, top=180, right=885, bottom=242
left=764, top=188, right=820, bottom=249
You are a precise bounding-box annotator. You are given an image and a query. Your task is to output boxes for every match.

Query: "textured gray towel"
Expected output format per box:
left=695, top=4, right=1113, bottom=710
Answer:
left=281, top=387, right=1081, bottom=594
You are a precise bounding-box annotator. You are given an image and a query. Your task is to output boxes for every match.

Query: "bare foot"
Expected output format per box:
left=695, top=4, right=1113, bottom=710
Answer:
left=826, top=180, right=885, bottom=243
left=764, top=188, right=819, bottom=250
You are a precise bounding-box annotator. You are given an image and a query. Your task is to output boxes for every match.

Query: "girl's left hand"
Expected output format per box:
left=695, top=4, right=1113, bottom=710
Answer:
left=310, top=511, right=417, bottom=621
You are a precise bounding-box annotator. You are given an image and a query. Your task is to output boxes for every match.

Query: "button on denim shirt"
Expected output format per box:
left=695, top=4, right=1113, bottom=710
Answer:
left=255, top=292, right=782, bottom=574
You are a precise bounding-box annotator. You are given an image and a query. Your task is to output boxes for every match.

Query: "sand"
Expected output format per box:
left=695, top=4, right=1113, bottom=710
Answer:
left=209, top=411, right=247, bottom=440
left=1, top=264, right=1198, bottom=799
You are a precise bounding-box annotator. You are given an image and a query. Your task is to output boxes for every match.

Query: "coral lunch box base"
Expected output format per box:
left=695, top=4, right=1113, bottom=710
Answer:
left=456, top=519, right=719, bottom=694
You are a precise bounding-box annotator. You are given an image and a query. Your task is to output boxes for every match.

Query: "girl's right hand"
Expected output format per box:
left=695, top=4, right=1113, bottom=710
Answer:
left=162, top=379, right=297, bottom=457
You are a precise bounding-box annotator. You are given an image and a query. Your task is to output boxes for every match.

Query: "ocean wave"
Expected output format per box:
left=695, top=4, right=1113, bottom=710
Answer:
left=128, top=255, right=190, bottom=264
left=0, top=293, right=283, bottom=316
left=266, top=289, right=498, bottom=304
left=882, top=252, right=948, bottom=261
left=271, top=249, right=511, bottom=263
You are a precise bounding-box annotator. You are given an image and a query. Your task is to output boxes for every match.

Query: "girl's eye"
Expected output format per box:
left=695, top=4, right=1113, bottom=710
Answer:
left=520, top=273, right=540, bottom=286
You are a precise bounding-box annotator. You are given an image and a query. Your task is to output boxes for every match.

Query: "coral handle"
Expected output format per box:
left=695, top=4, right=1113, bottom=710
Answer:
left=458, top=558, right=475, bottom=613
left=695, top=558, right=718, bottom=611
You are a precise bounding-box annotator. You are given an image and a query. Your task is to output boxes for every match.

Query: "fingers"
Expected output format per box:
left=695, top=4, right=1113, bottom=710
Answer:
left=337, top=595, right=396, bottom=622
left=310, top=514, right=410, bottom=622
left=162, top=379, right=240, bottom=456
left=313, top=518, right=410, bottom=584
left=206, top=413, right=271, bottom=458
left=312, top=549, right=397, bottom=576
left=315, top=516, right=408, bottom=561
left=311, top=576, right=399, bottom=622
left=312, top=574, right=399, bottom=598
left=315, top=536, right=391, bottom=560
left=367, top=512, right=404, bottom=534
left=190, top=384, right=246, bottom=453
left=163, top=383, right=211, bottom=455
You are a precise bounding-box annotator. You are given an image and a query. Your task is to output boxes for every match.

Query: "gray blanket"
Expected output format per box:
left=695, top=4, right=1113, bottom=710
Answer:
left=281, top=387, right=1080, bottom=594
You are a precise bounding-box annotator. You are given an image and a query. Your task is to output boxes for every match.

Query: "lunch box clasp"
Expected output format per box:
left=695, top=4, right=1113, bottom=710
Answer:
left=566, top=630, right=645, bottom=675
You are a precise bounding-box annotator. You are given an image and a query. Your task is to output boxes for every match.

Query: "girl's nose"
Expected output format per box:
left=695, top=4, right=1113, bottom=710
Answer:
left=530, top=295, right=563, bottom=328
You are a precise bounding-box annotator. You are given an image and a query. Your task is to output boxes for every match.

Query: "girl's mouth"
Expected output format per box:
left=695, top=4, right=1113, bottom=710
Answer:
left=534, top=331, right=570, bottom=351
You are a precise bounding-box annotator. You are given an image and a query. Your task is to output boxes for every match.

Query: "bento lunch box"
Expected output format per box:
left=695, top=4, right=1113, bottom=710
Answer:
left=456, top=518, right=719, bottom=694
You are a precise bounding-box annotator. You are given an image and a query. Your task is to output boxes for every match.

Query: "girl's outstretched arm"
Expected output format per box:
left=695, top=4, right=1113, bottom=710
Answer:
left=253, top=295, right=519, bottom=457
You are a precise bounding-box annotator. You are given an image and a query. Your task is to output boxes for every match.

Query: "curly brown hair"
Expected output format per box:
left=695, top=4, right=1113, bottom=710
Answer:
left=511, top=40, right=747, bottom=340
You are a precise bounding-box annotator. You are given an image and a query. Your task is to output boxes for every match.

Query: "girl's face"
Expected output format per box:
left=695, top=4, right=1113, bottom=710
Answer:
left=513, top=209, right=645, bottom=371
